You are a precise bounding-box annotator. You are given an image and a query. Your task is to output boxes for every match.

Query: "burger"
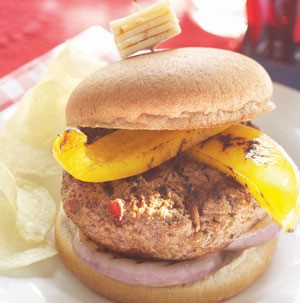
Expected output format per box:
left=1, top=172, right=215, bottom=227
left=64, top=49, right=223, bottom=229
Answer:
left=53, top=47, right=300, bottom=303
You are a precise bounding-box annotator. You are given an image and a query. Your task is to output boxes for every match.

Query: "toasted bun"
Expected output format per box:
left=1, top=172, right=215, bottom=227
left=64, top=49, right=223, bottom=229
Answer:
left=56, top=208, right=277, bottom=303
left=66, top=47, right=274, bottom=130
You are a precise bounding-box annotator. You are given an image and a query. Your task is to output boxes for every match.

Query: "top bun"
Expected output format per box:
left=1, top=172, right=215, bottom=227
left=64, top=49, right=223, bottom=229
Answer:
left=66, top=47, right=274, bottom=130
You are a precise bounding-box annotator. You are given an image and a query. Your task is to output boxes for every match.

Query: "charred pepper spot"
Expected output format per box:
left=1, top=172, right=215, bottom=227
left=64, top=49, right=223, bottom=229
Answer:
left=212, top=132, right=269, bottom=166
left=200, top=133, right=247, bottom=152
left=217, top=134, right=247, bottom=151
left=244, top=140, right=260, bottom=159
left=243, top=139, right=270, bottom=166
left=218, top=134, right=234, bottom=151
left=59, top=129, right=73, bottom=149
left=226, top=165, right=234, bottom=173
left=207, top=131, right=267, bottom=165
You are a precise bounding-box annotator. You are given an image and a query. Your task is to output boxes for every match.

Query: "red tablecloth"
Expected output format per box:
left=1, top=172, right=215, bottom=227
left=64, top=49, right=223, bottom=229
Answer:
left=0, top=0, right=243, bottom=78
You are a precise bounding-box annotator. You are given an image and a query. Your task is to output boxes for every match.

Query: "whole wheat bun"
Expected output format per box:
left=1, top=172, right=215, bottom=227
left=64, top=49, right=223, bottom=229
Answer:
left=56, top=208, right=278, bottom=303
left=66, top=47, right=274, bottom=130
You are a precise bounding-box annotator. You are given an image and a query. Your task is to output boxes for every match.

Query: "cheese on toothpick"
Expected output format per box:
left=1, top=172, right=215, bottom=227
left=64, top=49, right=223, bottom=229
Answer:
left=110, top=0, right=181, bottom=58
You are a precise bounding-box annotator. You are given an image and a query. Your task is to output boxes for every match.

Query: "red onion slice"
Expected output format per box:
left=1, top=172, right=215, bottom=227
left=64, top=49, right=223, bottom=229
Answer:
left=73, top=231, right=223, bottom=287
left=225, top=218, right=280, bottom=250
left=72, top=218, right=280, bottom=287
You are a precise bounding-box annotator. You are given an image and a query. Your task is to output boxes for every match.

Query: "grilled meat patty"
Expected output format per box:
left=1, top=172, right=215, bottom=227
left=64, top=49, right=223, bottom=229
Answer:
left=62, top=154, right=266, bottom=260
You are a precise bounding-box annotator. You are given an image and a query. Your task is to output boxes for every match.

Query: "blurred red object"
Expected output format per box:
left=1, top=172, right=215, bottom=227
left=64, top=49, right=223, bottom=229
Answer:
left=242, top=0, right=300, bottom=64
left=0, top=0, right=276, bottom=77
left=0, top=0, right=131, bottom=77
left=0, top=0, right=249, bottom=78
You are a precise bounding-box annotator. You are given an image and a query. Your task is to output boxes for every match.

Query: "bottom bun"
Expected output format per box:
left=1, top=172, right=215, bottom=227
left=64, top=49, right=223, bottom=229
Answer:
left=55, top=207, right=278, bottom=303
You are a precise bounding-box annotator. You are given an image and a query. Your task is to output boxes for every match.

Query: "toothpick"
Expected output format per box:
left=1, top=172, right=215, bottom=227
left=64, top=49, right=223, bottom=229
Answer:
left=132, top=0, right=141, bottom=12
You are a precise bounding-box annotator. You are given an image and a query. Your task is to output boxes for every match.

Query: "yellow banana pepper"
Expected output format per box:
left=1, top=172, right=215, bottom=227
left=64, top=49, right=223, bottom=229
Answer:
left=186, top=124, right=300, bottom=231
left=53, top=126, right=227, bottom=183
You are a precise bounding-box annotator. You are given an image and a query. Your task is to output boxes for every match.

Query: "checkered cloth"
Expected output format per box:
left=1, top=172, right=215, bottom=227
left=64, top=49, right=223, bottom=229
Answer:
left=0, top=26, right=119, bottom=112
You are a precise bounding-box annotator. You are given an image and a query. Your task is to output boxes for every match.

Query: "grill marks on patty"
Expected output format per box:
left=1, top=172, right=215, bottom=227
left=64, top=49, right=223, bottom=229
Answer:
left=62, top=154, right=266, bottom=260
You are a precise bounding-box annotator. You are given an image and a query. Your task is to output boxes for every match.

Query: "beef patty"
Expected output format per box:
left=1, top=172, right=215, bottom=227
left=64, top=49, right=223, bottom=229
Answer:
left=62, top=154, right=266, bottom=260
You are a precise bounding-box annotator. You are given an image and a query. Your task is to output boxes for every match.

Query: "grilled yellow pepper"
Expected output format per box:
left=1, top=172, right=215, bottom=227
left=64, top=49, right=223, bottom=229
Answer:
left=186, top=124, right=300, bottom=231
left=53, top=126, right=227, bottom=183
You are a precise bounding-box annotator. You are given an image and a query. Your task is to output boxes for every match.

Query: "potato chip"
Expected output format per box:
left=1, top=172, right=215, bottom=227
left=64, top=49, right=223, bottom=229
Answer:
left=0, top=163, right=16, bottom=210
left=15, top=178, right=57, bottom=243
left=0, top=163, right=56, bottom=243
left=3, top=80, right=73, bottom=149
left=0, top=44, right=106, bottom=177
left=0, top=43, right=107, bottom=270
left=0, top=133, right=62, bottom=178
left=0, top=242, right=57, bottom=272
left=0, top=196, right=56, bottom=272
left=42, top=42, right=103, bottom=82
left=0, top=165, right=56, bottom=271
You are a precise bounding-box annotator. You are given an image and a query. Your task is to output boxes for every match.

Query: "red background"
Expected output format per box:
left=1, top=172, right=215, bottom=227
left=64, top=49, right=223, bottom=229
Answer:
left=0, top=0, right=244, bottom=77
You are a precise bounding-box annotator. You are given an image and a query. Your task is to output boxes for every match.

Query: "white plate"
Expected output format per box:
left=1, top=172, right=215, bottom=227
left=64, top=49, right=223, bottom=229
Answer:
left=0, top=83, right=299, bottom=303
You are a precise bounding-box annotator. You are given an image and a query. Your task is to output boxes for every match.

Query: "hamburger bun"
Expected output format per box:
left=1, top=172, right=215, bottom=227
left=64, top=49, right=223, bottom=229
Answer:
left=55, top=47, right=279, bottom=303
left=56, top=208, right=277, bottom=303
left=66, top=47, right=274, bottom=130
